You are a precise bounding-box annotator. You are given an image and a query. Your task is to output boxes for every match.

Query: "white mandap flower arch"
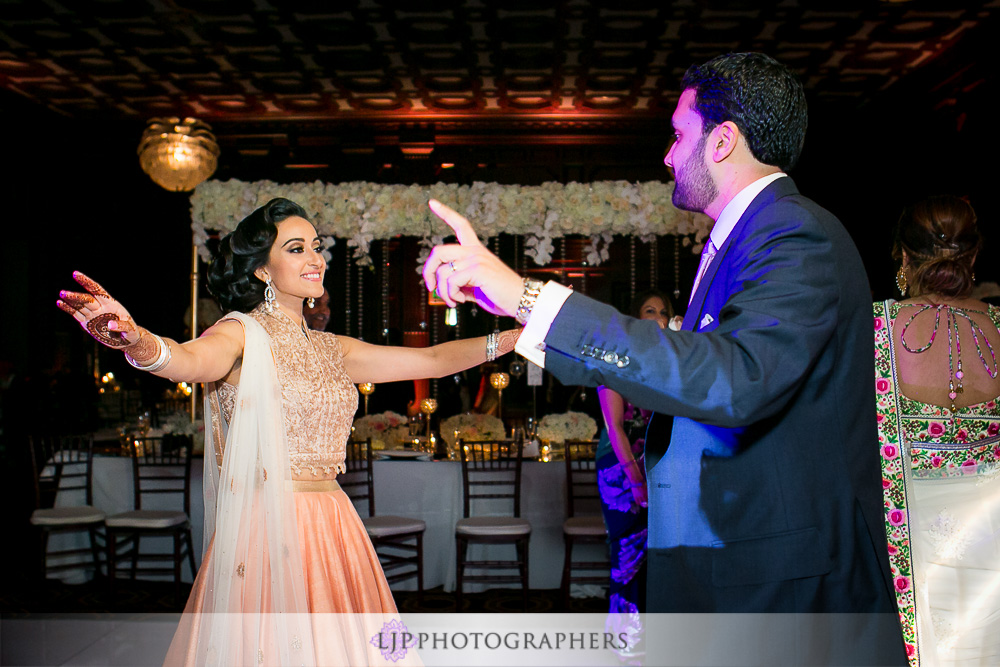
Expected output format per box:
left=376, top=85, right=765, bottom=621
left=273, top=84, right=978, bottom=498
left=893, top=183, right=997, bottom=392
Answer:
left=190, top=179, right=712, bottom=269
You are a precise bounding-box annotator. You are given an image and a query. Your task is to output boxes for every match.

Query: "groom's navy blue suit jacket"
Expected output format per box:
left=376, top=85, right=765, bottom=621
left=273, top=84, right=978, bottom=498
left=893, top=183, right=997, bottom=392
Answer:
left=543, top=177, right=896, bottom=615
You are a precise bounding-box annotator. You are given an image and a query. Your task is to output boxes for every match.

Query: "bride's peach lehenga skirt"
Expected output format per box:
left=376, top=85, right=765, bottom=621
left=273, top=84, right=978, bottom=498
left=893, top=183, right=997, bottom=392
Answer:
left=164, top=488, right=405, bottom=666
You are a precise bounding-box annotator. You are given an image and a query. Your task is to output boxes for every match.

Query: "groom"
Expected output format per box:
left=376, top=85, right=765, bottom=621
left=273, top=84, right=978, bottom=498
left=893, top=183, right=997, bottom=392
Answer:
left=425, top=52, right=902, bottom=658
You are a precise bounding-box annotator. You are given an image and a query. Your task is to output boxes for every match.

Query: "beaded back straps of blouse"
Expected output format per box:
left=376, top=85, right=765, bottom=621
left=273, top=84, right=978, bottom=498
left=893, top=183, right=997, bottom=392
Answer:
left=898, top=303, right=999, bottom=412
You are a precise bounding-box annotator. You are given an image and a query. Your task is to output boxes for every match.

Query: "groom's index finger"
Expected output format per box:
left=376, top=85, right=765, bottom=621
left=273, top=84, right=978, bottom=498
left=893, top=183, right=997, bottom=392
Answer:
left=429, top=199, right=481, bottom=247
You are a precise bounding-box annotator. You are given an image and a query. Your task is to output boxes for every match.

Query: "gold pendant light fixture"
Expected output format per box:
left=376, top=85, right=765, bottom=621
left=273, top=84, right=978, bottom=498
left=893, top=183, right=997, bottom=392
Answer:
left=138, top=117, right=220, bottom=192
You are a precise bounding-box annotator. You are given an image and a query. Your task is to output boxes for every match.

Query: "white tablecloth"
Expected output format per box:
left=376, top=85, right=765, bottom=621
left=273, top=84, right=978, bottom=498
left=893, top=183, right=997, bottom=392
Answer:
left=55, top=457, right=605, bottom=592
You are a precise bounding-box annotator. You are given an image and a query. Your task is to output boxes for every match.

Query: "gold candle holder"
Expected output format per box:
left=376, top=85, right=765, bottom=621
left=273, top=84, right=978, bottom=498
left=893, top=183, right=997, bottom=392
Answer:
left=358, top=383, right=375, bottom=415
left=419, top=398, right=438, bottom=439
left=489, top=372, right=510, bottom=420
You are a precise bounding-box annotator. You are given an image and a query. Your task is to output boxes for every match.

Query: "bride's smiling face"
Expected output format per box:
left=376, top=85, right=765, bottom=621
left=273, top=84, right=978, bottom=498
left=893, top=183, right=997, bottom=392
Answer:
left=255, top=216, right=326, bottom=301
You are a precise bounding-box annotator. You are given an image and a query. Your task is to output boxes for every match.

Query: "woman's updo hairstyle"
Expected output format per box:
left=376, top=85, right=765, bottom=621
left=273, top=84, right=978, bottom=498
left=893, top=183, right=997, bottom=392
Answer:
left=893, top=195, right=982, bottom=298
left=208, top=197, right=309, bottom=312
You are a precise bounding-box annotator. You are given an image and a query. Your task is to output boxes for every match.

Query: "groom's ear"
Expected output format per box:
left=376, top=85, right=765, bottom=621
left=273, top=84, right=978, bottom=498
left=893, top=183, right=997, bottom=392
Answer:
left=710, top=122, right=740, bottom=163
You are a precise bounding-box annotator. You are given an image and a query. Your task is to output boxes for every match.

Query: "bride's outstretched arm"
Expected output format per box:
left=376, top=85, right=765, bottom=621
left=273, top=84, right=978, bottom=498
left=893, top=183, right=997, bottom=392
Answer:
left=57, top=271, right=244, bottom=383
left=339, top=329, right=520, bottom=384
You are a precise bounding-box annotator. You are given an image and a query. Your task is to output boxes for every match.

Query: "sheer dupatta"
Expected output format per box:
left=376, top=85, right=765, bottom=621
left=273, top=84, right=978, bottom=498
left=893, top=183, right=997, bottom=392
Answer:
left=189, top=312, right=315, bottom=666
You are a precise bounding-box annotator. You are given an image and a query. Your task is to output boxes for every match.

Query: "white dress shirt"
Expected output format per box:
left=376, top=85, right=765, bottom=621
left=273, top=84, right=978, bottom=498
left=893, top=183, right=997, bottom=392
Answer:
left=514, top=172, right=787, bottom=367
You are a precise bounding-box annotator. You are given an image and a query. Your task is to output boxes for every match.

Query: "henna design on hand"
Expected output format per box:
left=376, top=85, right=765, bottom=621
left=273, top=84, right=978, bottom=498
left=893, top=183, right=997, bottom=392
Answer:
left=86, top=313, right=132, bottom=348
left=73, top=272, right=112, bottom=299
left=56, top=301, right=78, bottom=316
left=59, top=291, right=97, bottom=310
left=125, top=327, right=159, bottom=363
left=497, top=329, right=522, bottom=356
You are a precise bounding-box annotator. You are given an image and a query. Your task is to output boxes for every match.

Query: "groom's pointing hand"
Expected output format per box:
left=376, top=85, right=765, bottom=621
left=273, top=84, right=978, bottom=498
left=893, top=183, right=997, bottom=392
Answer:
left=423, top=199, right=525, bottom=319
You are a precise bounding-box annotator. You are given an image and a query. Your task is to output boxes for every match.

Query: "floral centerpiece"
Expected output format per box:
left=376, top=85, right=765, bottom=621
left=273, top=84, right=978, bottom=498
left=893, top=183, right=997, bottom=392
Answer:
left=160, top=412, right=205, bottom=436
left=440, top=413, right=506, bottom=448
left=352, top=411, right=409, bottom=450
left=159, top=413, right=206, bottom=454
left=537, top=411, right=599, bottom=444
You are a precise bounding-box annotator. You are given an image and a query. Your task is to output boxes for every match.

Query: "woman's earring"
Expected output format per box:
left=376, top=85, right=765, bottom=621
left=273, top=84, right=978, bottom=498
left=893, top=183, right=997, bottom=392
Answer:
left=264, top=276, right=276, bottom=313
left=895, top=265, right=908, bottom=297
left=307, top=297, right=316, bottom=308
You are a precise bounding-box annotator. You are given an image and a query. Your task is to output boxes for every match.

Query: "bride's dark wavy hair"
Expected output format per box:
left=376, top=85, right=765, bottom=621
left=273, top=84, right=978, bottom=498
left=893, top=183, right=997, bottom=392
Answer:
left=207, top=197, right=309, bottom=312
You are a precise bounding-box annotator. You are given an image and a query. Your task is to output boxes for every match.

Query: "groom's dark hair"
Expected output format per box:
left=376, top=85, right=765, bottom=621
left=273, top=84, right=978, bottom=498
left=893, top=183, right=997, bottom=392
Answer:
left=682, top=52, right=808, bottom=171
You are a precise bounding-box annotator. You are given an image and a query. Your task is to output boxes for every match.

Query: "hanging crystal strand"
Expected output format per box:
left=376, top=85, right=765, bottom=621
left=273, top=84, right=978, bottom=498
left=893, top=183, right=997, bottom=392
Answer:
left=344, top=245, right=352, bottom=337
left=431, top=299, right=439, bottom=400
left=493, top=235, right=501, bottom=331
left=650, top=236, right=659, bottom=288
left=673, top=236, right=681, bottom=301
left=357, top=261, right=364, bottom=341
left=515, top=233, right=522, bottom=277
left=381, top=240, right=390, bottom=340
left=559, top=236, right=567, bottom=289
left=420, top=279, right=428, bottom=332
left=629, top=236, right=637, bottom=304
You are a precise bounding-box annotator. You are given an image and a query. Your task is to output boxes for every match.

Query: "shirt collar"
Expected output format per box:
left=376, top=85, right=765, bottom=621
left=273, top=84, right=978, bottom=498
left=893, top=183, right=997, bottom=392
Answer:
left=709, top=172, right=787, bottom=249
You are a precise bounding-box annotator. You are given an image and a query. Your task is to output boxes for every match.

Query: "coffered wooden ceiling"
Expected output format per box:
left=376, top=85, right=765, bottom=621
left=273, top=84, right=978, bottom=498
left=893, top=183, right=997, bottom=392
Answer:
left=2, top=0, right=995, bottom=118
left=2, top=0, right=996, bottom=180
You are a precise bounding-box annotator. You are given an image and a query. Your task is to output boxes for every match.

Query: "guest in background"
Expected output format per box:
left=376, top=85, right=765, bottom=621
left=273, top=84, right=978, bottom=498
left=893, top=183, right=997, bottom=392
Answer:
left=303, top=287, right=331, bottom=331
left=595, top=288, right=677, bottom=617
left=874, top=195, right=1000, bottom=665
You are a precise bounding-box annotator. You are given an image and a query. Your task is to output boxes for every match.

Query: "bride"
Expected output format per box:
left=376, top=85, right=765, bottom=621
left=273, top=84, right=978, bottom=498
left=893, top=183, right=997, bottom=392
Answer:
left=57, top=197, right=520, bottom=666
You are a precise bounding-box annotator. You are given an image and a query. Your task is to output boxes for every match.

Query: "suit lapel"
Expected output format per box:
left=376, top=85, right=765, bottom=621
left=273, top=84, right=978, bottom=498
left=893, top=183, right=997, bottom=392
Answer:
left=683, top=177, right=799, bottom=330
left=647, top=177, right=800, bottom=472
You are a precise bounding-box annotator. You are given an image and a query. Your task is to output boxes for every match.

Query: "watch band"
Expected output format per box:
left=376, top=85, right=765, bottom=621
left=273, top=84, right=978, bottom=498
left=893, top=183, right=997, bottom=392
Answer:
left=515, top=278, right=544, bottom=326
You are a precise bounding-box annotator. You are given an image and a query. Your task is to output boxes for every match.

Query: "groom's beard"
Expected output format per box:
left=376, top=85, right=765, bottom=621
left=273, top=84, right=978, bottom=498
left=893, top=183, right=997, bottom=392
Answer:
left=671, top=134, right=718, bottom=214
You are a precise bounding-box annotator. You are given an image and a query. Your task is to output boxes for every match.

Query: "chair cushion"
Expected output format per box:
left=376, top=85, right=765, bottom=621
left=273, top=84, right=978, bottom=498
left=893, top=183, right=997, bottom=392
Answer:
left=456, top=516, right=531, bottom=537
left=105, top=510, right=189, bottom=529
left=563, top=515, right=607, bottom=537
left=31, top=506, right=105, bottom=526
left=363, top=515, right=426, bottom=538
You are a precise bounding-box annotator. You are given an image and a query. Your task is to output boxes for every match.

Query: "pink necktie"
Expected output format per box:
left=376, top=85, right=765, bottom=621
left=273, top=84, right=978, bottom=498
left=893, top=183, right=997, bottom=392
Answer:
left=689, top=239, right=718, bottom=305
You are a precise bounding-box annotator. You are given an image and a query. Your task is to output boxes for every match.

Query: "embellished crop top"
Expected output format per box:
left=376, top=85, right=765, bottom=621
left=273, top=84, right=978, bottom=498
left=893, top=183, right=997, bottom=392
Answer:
left=216, top=304, right=358, bottom=480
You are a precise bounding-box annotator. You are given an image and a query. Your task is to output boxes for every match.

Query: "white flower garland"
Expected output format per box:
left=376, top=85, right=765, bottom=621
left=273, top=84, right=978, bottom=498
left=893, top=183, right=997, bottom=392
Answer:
left=190, top=179, right=712, bottom=267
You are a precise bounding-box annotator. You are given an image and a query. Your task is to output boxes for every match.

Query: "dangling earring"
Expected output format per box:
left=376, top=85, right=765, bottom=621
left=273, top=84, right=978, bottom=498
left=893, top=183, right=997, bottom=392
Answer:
left=895, top=265, right=908, bottom=297
left=306, top=297, right=316, bottom=308
left=264, top=275, right=276, bottom=313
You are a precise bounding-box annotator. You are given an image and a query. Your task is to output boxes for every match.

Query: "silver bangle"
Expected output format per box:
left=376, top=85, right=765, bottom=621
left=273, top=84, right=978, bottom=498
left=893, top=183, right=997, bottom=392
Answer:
left=486, top=331, right=499, bottom=362
left=125, top=334, right=172, bottom=373
left=515, top=278, right=544, bottom=326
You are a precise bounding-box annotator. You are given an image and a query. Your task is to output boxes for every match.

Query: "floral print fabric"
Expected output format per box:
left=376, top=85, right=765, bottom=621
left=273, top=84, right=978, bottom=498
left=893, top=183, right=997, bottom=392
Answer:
left=874, top=301, right=1000, bottom=666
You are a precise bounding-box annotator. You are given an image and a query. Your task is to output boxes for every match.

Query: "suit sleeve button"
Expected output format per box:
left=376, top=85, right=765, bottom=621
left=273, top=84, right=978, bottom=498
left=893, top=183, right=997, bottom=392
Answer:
left=616, top=356, right=630, bottom=368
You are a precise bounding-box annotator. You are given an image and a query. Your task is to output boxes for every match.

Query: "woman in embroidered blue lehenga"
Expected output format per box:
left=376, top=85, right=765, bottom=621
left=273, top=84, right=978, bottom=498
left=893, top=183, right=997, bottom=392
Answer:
left=874, top=195, right=1000, bottom=666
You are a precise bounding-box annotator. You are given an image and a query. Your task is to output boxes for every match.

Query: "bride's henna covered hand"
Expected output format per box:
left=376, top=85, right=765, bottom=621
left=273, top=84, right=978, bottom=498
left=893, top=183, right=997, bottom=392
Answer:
left=56, top=271, right=158, bottom=363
